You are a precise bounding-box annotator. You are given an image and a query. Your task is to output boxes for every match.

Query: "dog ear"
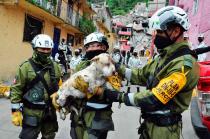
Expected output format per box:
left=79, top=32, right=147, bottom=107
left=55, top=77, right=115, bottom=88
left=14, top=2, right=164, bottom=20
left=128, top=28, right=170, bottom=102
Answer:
left=91, top=56, right=99, bottom=62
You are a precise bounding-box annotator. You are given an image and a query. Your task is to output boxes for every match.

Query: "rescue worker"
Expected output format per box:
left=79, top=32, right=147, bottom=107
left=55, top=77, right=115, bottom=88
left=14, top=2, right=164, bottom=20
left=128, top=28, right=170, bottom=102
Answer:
left=55, top=38, right=68, bottom=74
left=128, top=50, right=142, bottom=68
left=111, top=46, right=122, bottom=65
left=69, top=49, right=82, bottom=73
left=183, top=33, right=193, bottom=48
left=121, top=50, right=126, bottom=65
left=197, top=33, right=208, bottom=62
left=103, top=6, right=199, bottom=139
left=69, top=32, right=119, bottom=139
left=10, top=34, right=62, bottom=139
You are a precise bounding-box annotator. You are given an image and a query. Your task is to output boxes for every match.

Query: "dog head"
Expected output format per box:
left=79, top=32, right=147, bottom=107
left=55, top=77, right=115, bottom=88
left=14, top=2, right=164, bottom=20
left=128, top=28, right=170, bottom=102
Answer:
left=91, top=53, right=116, bottom=77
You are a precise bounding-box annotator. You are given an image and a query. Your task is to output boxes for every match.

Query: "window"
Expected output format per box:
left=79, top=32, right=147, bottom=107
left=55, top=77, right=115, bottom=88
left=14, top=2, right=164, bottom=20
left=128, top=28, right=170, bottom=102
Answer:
left=23, top=14, right=43, bottom=42
left=67, top=34, right=74, bottom=46
left=67, top=0, right=73, bottom=23
left=193, top=0, right=199, bottom=15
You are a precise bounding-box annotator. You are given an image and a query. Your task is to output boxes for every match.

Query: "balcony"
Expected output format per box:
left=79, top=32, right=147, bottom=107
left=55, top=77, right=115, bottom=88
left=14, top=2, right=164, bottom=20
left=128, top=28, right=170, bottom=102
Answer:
left=78, top=15, right=96, bottom=35
left=27, top=0, right=57, bottom=15
left=0, top=0, right=18, bottom=5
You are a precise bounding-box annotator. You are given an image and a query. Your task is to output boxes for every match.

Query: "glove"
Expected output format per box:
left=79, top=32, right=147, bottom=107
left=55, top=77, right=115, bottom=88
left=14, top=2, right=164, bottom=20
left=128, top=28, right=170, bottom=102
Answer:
left=12, top=111, right=22, bottom=126
left=104, top=89, right=124, bottom=102
left=106, top=75, right=122, bottom=91
left=50, top=92, right=61, bottom=110
left=0, top=84, right=10, bottom=98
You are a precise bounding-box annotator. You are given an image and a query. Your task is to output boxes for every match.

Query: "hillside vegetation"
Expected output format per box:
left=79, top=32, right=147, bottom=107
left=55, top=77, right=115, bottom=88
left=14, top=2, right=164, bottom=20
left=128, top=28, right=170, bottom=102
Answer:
left=88, top=0, right=149, bottom=15
left=107, top=0, right=146, bottom=15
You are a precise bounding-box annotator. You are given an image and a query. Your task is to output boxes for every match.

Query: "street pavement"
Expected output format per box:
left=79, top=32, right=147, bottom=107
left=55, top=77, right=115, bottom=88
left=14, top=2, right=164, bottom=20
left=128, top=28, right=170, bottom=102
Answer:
left=0, top=85, right=199, bottom=139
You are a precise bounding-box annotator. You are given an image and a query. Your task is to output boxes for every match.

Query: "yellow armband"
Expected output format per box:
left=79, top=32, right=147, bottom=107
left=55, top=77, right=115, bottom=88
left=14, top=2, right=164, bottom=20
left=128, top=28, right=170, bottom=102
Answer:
left=152, top=72, right=187, bottom=104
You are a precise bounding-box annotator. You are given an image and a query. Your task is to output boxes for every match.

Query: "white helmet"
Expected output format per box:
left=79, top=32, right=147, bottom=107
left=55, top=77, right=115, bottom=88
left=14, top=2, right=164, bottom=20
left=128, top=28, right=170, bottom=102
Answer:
left=198, top=33, right=204, bottom=38
left=133, top=49, right=138, bottom=53
left=149, top=6, right=190, bottom=31
left=84, top=32, right=109, bottom=49
left=32, top=34, right=54, bottom=49
left=74, top=49, right=80, bottom=52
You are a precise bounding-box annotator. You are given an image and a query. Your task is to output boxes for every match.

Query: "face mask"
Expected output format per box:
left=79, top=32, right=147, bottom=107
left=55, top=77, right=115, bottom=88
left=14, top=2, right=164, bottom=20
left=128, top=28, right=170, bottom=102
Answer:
left=121, top=51, right=126, bottom=57
left=198, top=38, right=203, bottom=43
left=35, top=51, right=51, bottom=64
left=154, top=35, right=174, bottom=49
left=85, top=50, right=105, bottom=60
left=133, top=52, right=138, bottom=57
left=75, top=52, right=80, bottom=56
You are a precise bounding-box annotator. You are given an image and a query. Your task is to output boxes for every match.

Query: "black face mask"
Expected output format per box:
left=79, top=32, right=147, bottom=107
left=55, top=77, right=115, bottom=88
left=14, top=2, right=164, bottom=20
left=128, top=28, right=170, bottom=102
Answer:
left=85, top=50, right=105, bottom=60
left=75, top=52, right=80, bottom=56
left=34, top=51, right=51, bottom=64
left=154, top=35, right=174, bottom=49
left=121, top=51, right=126, bottom=57
left=133, top=52, right=138, bottom=57
left=198, top=38, right=203, bottom=43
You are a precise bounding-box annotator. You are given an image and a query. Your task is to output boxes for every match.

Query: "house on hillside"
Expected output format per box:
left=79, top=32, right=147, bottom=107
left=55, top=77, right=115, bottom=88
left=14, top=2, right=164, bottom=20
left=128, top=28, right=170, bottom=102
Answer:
left=92, top=3, right=117, bottom=52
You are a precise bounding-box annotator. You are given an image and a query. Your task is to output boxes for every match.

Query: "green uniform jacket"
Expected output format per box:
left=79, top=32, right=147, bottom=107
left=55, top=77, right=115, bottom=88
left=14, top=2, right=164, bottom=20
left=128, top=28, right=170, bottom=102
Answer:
left=10, top=57, right=62, bottom=121
left=119, top=42, right=199, bottom=114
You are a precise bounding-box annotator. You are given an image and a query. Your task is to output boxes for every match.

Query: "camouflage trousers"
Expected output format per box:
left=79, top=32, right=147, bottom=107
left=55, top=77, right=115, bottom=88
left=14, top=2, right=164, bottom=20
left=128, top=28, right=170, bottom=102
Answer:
left=139, top=121, right=182, bottom=139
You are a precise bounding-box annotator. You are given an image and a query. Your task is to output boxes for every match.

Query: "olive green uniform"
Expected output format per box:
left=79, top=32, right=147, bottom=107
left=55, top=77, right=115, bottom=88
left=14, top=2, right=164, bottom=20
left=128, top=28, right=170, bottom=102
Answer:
left=10, top=54, right=62, bottom=139
left=70, top=60, right=114, bottom=139
left=119, top=42, right=199, bottom=139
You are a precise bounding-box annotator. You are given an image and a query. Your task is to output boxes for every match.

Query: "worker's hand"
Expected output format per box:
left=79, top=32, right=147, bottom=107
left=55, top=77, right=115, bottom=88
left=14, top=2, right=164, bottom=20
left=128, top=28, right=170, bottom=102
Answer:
left=12, top=111, right=22, bottom=126
left=93, top=86, right=104, bottom=96
left=104, top=89, right=124, bottom=102
left=106, top=75, right=122, bottom=91
left=50, top=92, right=61, bottom=110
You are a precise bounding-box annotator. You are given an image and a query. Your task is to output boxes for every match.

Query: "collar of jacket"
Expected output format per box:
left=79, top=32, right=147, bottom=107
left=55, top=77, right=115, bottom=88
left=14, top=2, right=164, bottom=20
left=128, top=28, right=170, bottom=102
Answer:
left=158, top=41, right=189, bottom=58
left=31, top=52, right=51, bottom=68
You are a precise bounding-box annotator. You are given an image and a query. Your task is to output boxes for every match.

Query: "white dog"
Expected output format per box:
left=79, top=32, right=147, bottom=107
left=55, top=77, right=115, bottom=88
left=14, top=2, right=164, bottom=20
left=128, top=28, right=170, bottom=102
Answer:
left=56, top=53, right=116, bottom=107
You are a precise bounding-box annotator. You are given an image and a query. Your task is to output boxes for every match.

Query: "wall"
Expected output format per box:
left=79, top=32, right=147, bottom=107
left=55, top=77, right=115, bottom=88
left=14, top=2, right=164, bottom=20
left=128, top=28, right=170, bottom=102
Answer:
left=0, top=5, right=74, bottom=80
left=0, top=5, right=32, bottom=81
left=178, top=0, right=210, bottom=47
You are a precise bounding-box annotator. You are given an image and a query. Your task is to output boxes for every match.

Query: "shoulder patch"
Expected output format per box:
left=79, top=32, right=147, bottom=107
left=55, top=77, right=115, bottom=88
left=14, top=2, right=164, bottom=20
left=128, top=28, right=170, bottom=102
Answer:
left=183, top=55, right=193, bottom=68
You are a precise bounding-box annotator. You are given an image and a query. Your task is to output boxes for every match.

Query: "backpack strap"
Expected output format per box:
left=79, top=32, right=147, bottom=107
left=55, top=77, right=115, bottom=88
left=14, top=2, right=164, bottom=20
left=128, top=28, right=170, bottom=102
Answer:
left=28, top=59, right=59, bottom=96
left=28, top=59, right=51, bottom=93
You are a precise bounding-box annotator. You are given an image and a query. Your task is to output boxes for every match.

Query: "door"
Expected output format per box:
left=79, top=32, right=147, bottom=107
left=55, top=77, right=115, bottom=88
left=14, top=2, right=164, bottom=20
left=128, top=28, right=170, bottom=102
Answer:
left=52, top=27, right=61, bottom=57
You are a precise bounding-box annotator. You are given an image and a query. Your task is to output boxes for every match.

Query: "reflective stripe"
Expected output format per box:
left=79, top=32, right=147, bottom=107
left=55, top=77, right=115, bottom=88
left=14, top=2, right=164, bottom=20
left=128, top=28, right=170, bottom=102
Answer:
left=125, top=68, right=132, bottom=82
left=86, top=102, right=109, bottom=109
left=11, top=103, right=22, bottom=110
left=147, top=110, right=171, bottom=115
left=128, top=93, right=136, bottom=106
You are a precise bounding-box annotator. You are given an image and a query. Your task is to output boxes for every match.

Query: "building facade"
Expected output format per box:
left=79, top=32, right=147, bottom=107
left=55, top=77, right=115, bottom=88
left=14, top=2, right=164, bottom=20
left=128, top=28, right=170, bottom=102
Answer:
left=169, top=0, right=210, bottom=50
left=92, top=3, right=117, bottom=52
left=0, top=0, right=94, bottom=80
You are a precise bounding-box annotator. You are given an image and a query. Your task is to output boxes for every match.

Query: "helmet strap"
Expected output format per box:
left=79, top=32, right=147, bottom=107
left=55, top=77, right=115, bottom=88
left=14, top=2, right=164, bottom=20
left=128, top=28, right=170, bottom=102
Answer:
left=164, top=30, right=182, bottom=44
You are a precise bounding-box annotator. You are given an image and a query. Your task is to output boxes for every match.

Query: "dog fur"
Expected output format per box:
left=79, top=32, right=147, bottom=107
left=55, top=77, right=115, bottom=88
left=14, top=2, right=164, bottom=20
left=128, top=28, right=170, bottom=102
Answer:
left=57, top=53, right=116, bottom=107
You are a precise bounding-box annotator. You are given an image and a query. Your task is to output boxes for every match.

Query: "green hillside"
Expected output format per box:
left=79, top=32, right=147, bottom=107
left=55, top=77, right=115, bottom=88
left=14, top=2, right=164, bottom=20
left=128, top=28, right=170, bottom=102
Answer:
left=107, top=0, right=146, bottom=15
left=87, top=0, right=149, bottom=15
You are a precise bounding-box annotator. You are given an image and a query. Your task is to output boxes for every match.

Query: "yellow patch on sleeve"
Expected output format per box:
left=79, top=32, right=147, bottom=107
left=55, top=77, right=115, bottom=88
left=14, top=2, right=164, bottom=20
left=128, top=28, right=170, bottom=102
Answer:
left=152, top=72, right=187, bottom=104
left=106, top=75, right=122, bottom=91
